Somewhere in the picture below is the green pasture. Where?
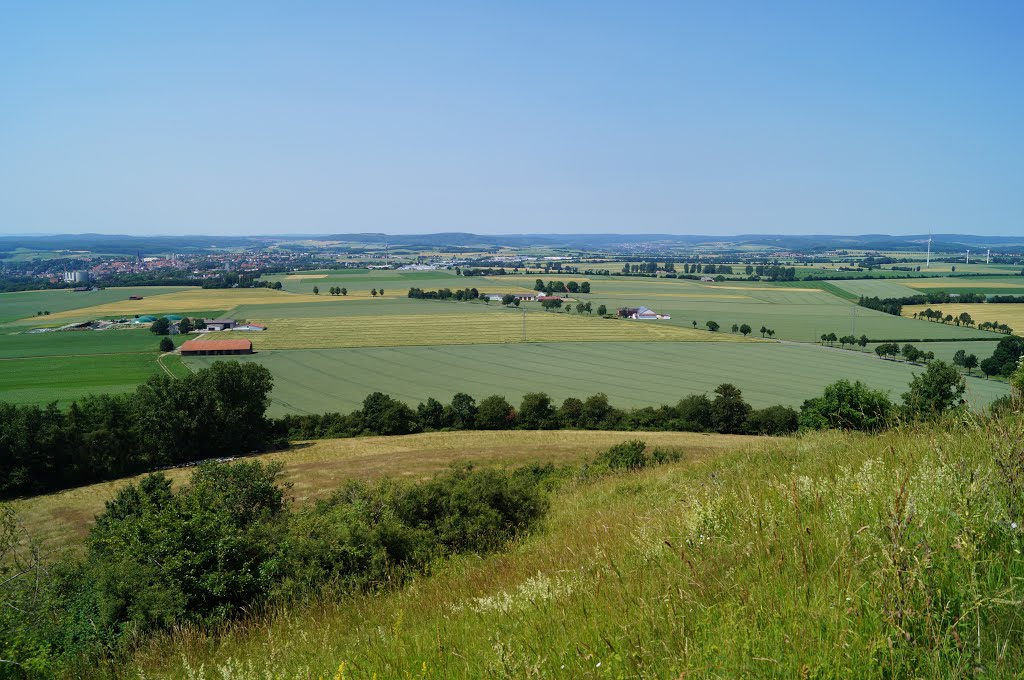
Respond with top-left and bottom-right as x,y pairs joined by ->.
830,279 -> 924,298
0,353 -> 161,406
0,328 -> 183,358
184,341 -> 1009,415
0,286 -> 192,324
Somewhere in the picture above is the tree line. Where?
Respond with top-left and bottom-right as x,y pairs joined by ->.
408,286 -> 479,300
278,385 -> 800,441
0,362 -> 279,500
532,279 -> 591,294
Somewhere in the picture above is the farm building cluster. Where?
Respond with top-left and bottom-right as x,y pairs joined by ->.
617,306 -> 671,320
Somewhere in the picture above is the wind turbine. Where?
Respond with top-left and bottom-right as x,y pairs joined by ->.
966,249 -> 970,265
925,233 -> 932,268
987,249 -> 991,264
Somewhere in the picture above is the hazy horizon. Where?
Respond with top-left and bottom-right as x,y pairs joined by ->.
2,2 -> 1022,236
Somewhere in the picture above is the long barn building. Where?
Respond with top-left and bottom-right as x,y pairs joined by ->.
179,338 -> 253,356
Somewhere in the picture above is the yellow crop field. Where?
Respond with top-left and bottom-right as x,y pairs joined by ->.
902,303 -> 1024,335
34,289 -> 345,322
245,312 -> 756,349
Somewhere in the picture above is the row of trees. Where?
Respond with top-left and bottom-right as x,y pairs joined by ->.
688,320 -> 776,338
318,286 -> 348,295
532,279 -> 591,294
0,362 -> 278,499
407,287 -> 477,300
873,342 -> 936,365
277,385 -> 800,440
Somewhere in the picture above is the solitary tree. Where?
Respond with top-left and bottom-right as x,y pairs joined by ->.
159,337 -> 174,352
902,360 -> 967,419
340,287 -> 347,296
731,323 -> 739,333
313,286 -> 319,295
705,320 -> 720,332
597,304 -> 607,316
760,325 -> 768,337
858,334 -> 869,350
692,320 -> 698,328
739,323 -> 752,337
379,289 -> 384,296
178,317 -> 194,334
963,353 -> 978,375
371,288 -> 378,297
150,318 -> 171,335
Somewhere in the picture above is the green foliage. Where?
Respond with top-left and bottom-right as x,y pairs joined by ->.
476,395 -> 516,430
596,440 -> 648,470
518,392 -> 557,429
902,360 -> 967,419
81,463 -> 288,638
149,317 -> 170,335
158,337 -> 174,352
711,383 -> 751,434
746,404 -> 799,435
799,379 -> 896,431
0,362 -> 277,499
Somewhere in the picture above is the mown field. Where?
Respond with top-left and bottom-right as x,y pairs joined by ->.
185,341 -> 1010,415
903,303 -> 1024,335
10,429 -> 759,550
244,310 -> 741,350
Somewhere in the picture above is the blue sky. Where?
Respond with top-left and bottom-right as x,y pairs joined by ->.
1,1 -> 1021,236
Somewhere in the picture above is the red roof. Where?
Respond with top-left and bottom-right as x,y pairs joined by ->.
180,338 -> 252,352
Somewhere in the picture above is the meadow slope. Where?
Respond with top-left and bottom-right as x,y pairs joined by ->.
130,417 -> 1024,678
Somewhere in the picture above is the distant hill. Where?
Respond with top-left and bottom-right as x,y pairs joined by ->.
1,231 -> 1022,254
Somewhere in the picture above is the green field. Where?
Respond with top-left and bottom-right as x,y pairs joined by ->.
185,341 -> 1010,414
0,353 -> 162,405
0,327 -> 179,358
0,286 -> 192,323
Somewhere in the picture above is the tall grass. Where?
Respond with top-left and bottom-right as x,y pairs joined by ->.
128,416 -> 1024,678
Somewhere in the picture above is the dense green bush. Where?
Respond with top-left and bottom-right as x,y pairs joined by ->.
597,440 -> 649,470
799,379 -> 896,431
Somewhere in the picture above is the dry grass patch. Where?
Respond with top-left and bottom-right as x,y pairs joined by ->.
244,313 -> 757,349
10,430 -> 765,551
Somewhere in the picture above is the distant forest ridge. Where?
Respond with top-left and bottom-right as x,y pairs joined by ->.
1,231 -> 1023,255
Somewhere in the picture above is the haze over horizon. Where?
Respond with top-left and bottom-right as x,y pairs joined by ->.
1,1 -> 1022,237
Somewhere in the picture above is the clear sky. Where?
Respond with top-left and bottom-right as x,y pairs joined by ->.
1,1 -> 1022,236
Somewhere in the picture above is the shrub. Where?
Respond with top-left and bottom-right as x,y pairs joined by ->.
597,440 -> 648,471
799,379 -> 896,431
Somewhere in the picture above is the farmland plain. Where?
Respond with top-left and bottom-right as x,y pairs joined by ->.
1,268 -> 1016,410
185,341 -> 1010,415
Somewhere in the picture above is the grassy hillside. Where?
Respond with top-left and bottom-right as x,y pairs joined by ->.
11,430 -> 758,551
129,416 -> 1024,678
